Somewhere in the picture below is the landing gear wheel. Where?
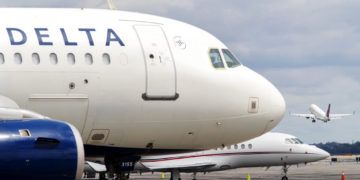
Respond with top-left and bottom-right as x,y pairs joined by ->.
281,176 -> 288,180
170,170 -> 181,180
115,172 -> 130,180
192,172 -> 197,180
99,172 -> 106,180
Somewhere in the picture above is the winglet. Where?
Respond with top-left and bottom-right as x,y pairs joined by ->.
326,104 -> 331,118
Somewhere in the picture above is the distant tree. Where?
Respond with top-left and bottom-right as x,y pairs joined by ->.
313,141 -> 360,155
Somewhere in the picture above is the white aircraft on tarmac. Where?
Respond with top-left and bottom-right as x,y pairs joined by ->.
291,104 -> 354,123
0,7 -> 285,179
135,132 -> 330,180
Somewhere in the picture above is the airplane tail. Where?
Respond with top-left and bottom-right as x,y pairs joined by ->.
326,104 -> 331,118
107,0 -> 117,10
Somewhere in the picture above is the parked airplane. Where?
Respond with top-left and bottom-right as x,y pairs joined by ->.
135,132 -> 330,180
0,8 -> 286,179
291,104 -> 354,123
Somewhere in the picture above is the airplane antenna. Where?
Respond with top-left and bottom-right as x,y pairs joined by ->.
107,0 -> 117,10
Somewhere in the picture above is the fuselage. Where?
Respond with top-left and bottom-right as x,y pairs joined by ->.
0,8 -> 285,150
137,132 -> 330,172
309,104 -> 327,120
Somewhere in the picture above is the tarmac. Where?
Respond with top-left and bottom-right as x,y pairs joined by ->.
129,159 -> 360,180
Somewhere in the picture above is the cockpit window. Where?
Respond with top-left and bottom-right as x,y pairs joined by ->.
293,138 -> 304,144
222,49 -> 241,68
209,49 -> 225,68
285,138 -> 304,144
293,138 -> 300,144
285,138 -> 293,144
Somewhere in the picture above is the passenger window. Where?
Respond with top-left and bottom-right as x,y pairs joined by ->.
103,53 -> 111,65
32,53 -> 40,65
85,53 -> 93,65
234,144 -> 238,149
248,144 -> 253,149
67,53 -> 76,65
209,49 -> 224,68
0,53 -> 4,64
14,53 -> 22,64
50,53 -> 58,65
241,144 -> 245,149
222,49 -> 241,68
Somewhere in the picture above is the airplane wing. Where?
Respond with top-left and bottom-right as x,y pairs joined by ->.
325,104 -> 355,120
290,113 -> 315,119
143,162 -> 216,171
329,113 -> 354,119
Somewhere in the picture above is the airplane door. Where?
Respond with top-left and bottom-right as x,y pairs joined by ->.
134,25 -> 178,100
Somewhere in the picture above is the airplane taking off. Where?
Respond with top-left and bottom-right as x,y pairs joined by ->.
291,104 -> 354,123
0,8 -> 285,179
134,132 -> 330,180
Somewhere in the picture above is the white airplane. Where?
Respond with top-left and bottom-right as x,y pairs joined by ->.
135,132 -> 330,180
0,8 -> 286,179
291,104 -> 354,123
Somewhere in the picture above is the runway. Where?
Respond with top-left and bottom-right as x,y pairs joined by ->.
129,160 -> 360,180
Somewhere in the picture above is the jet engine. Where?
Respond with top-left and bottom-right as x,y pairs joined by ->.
0,119 -> 84,180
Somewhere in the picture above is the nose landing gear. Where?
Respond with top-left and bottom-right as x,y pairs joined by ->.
281,163 -> 289,180
170,170 -> 181,180
191,172 -> 197,180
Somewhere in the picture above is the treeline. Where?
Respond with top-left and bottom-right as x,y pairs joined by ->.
314,142 -> 360,155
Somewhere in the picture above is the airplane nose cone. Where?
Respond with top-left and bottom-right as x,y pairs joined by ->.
219,66 -> 286,145
310,145 -> 330,161
238,66 -> 286,133
249,67 -> 286,131
267,83 -> 286,122
263,84 -> 286,132
318,148 -> 331,159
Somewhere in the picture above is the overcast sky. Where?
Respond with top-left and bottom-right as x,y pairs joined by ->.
2,0 -> 359,143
